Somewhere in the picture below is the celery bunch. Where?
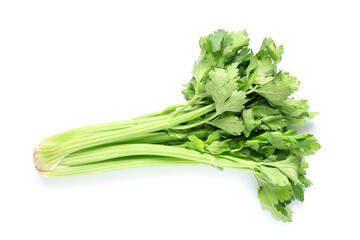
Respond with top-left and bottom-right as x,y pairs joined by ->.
34,29 -> 320,222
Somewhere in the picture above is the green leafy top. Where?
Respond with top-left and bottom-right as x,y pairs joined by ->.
179,29 -> 320,222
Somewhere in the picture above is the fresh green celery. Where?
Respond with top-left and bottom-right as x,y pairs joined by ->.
34,29 -> 320,222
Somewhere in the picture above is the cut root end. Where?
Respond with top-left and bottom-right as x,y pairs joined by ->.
33,148 -> 51,177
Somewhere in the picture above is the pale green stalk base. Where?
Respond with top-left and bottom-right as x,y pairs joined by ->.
35,143 -> 259,178
35,104 -> 215,172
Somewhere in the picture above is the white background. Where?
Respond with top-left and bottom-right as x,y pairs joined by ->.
1,0 -> 359,239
